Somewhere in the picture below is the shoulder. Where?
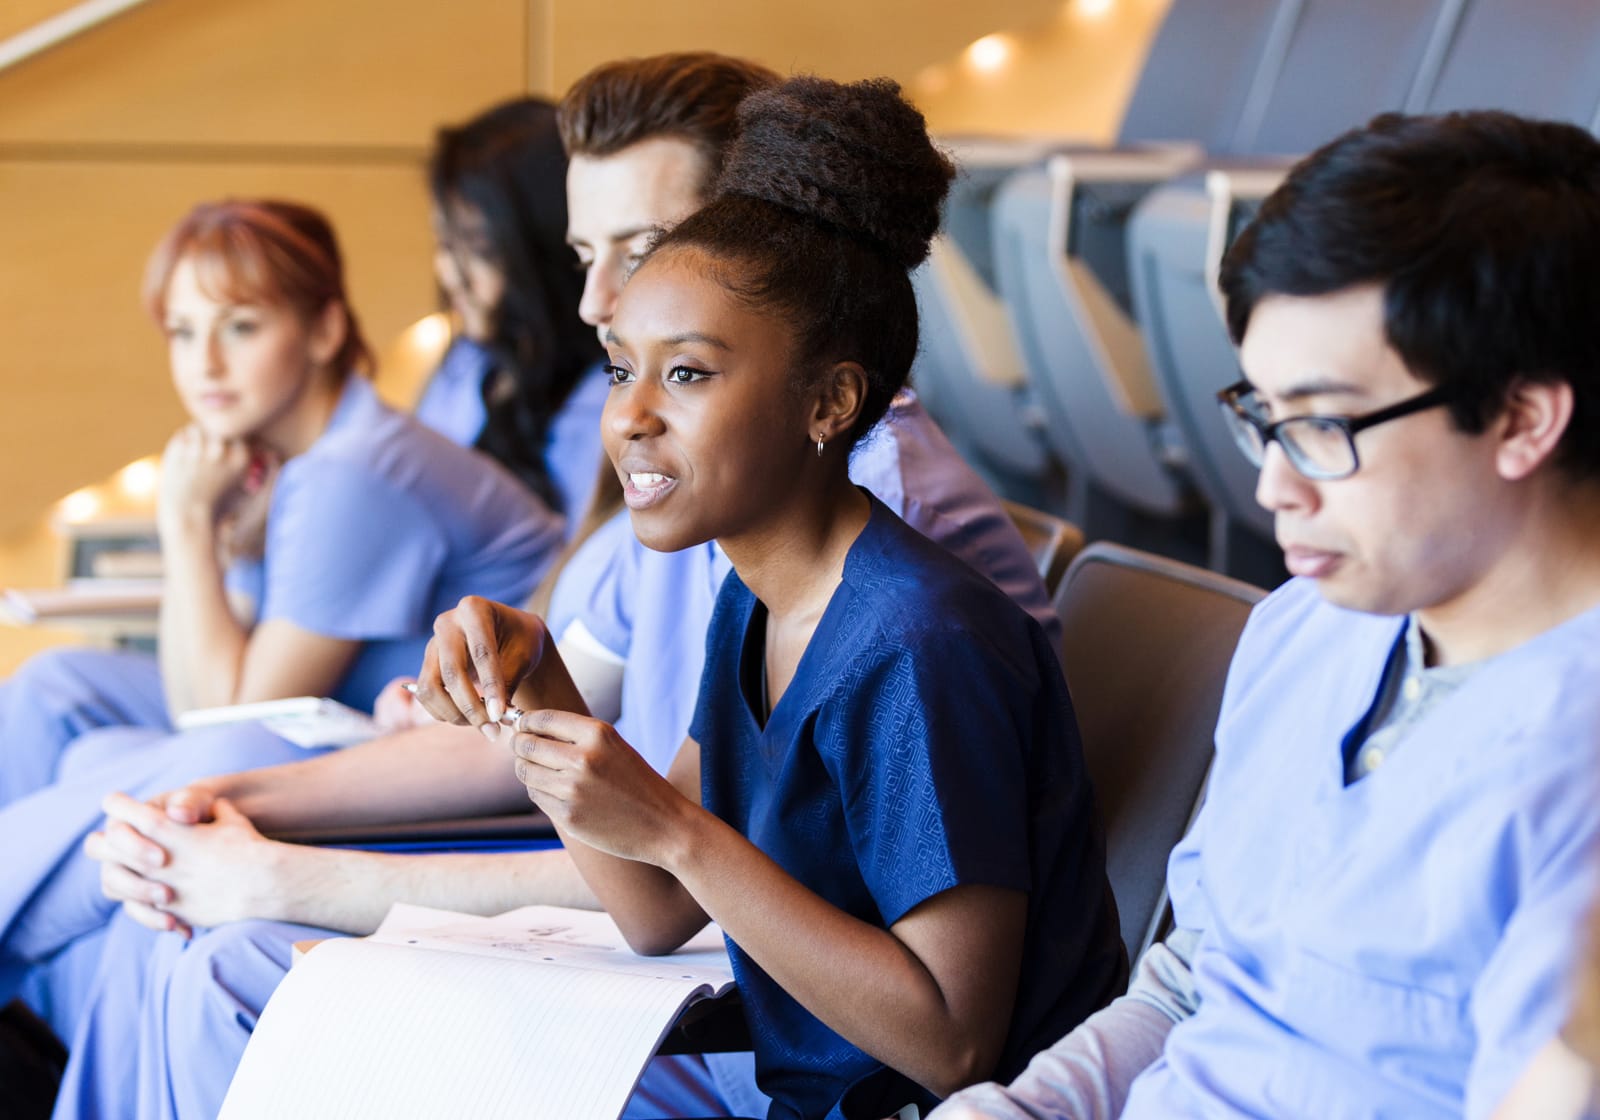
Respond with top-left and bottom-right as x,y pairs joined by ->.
834,500 -> 1047,682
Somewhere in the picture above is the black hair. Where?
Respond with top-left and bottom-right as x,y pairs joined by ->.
647,76 -> 956,447
1221,109 -> 1600,480
430,97 -> 602,510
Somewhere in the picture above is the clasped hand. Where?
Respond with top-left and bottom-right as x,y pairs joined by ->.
414,596 -> 689,866
82,787 -> 274,937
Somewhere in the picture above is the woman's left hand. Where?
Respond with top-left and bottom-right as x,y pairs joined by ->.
498,710 -> 691,865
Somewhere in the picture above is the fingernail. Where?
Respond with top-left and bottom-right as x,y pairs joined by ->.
143,850 -> 162,869
479,723 -> 501,743
485,698 -> 505,724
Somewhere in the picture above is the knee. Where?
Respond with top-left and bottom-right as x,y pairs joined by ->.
165,921 -> 301,1034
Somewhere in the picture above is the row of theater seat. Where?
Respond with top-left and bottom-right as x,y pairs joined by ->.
912,0 -> 1600,586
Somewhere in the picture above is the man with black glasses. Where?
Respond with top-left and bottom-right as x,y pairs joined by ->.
937,110 -> 1600,1120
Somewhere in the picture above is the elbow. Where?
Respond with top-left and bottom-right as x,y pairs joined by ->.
617,923 -> 686,958
922,1038 -> 1001,1101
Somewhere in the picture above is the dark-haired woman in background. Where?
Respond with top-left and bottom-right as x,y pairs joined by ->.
420,76 -> 1125,1119
416,95 -> 607,522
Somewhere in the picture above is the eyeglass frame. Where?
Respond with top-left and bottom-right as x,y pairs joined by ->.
1215,378 -> 1458,481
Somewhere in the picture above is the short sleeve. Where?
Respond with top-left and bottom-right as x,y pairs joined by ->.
545,509 -> 639,656
1463,754 -> 1600,1119
818,631 -> 1038,925
259,459 -> 447,639
225,557 -> 264,611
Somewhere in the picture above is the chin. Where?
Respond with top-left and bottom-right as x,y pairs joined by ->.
625,510 -> 707,555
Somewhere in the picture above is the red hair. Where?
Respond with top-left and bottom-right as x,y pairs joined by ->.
143,199 -> 374,379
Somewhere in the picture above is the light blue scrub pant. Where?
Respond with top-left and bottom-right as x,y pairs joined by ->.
0,721 -> 323,1054
0,648 -> 169,807
53,912 -> 771,1120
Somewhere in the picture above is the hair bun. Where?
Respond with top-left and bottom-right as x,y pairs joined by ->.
716,76 -> 954,271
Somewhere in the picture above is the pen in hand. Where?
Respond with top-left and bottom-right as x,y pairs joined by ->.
401,681 -> 525,727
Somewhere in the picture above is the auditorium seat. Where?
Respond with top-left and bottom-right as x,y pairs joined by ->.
911,140 -> 1061,504
982,0 -> 1288,544
1055,542 -> 1263,964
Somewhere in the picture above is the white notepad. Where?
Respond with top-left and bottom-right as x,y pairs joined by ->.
220,904 -> 737,1120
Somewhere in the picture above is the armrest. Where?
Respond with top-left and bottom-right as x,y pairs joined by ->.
269,810 -> 557,851
1202,164 -> 1294,323
1046,144 -> 1204,419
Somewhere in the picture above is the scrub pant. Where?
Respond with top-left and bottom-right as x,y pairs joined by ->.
54,915 -> 771,1120
0,648 -> 169,806
0,722 -> 323,1064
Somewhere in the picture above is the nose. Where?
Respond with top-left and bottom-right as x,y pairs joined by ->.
603,373 -> 667,446
1254,440 -> 1316,515
203,327 -> 226,379
579,252 -> 622,335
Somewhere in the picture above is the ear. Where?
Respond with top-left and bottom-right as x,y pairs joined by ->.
308,299 -> 349,371
807,361 -> 869,452
1493,378 -> 1574,482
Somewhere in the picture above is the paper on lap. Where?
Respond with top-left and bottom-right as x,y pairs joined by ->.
219,904 -> 735,1120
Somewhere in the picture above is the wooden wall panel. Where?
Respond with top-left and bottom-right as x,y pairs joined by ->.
0,158 -> 436,536
0,0 -> 529,147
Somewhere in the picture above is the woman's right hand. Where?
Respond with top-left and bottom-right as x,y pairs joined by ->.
414,596 -> 548,728
158,423 -> 254,537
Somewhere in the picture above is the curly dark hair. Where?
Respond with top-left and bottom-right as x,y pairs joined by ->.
1221,109 -> 1600,481
648,76 -> 955,447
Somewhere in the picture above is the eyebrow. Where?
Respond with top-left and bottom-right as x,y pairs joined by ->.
1270,376 -> 1372,404
603,328 -> 732,352
568,224 -> 658,250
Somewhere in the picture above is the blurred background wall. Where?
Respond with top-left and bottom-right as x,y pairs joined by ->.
0,0 -> 1168,668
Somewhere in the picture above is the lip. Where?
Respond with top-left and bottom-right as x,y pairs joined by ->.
196,392 -> 239,410
1281,544 -> 1343,579
618,463 -> 679,511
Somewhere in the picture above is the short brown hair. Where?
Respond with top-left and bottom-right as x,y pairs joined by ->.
557,52 -> 780,196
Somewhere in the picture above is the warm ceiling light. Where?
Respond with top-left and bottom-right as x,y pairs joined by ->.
966,33 -> 1013,73
406,311 -> 452,353
117,457 -> 159,500
58,487 -> 103,524
1075,0 -> 1115,17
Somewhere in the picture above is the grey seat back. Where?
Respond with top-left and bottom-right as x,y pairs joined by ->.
1118,0 -> 1288,149
1056,543 -> 1264,962
1420,0 -> 1600,125
993,166 -> 1190,520
1234,0 -> 1465,155
912,149 -> 1057,491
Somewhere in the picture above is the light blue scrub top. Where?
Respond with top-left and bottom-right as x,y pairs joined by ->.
1123,578 -> 1600,1120
546,389 -> 1057,774
412,336 -> 495,447
414,342 -> 610,530
227,377 -> 560,710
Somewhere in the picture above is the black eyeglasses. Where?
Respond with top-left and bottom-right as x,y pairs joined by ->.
1216,379 -> 1455,480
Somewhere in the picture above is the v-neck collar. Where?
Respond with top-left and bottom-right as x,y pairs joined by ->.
730,496 -> 886,742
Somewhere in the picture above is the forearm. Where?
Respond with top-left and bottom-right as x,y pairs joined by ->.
659,811 -> 1009,1098
159,522 -> 249,713
203,723 -> 530,833
258,843 -> 600,935
935,930 -> 1202,1118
